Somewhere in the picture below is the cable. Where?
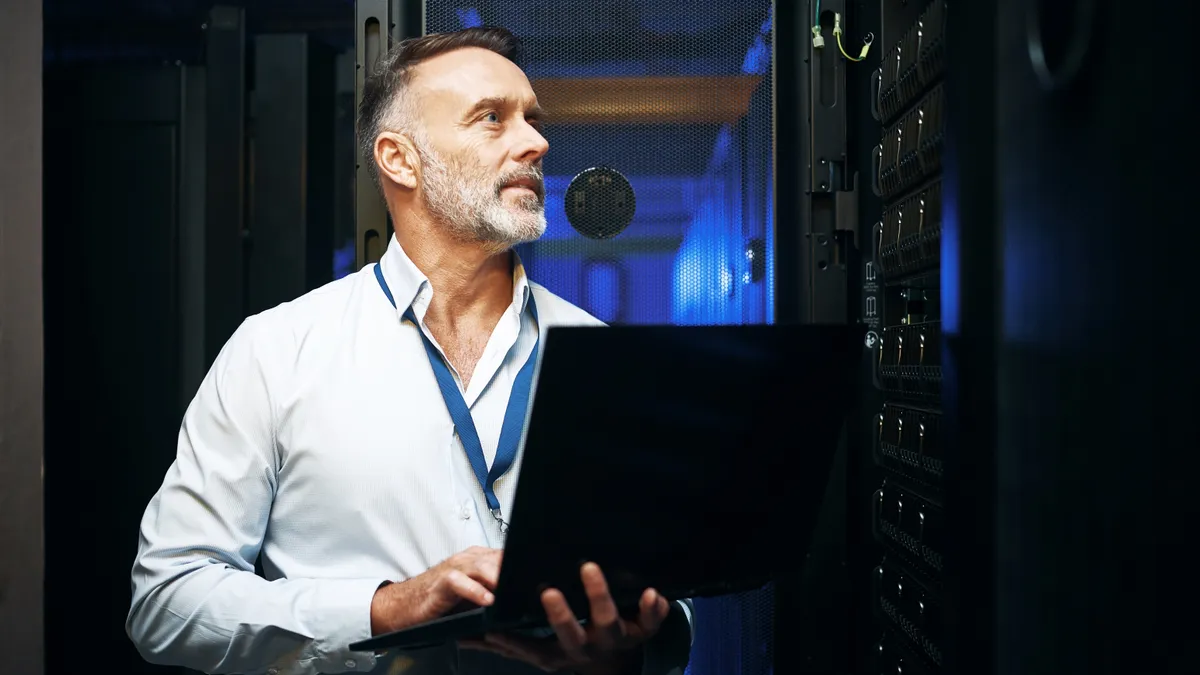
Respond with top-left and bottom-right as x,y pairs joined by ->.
812,0 -> 825,49
837,31 -> 871,61
833,12 -> 873,62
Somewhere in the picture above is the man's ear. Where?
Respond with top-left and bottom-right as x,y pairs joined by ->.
374,132 -> 420,189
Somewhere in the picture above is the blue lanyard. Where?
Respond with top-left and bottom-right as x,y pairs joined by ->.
373,263 -> 538,529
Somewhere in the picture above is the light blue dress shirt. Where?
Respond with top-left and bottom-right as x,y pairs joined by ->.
127,237 -> 693,675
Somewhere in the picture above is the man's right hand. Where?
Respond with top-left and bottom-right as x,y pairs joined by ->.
370,546 -> 503,636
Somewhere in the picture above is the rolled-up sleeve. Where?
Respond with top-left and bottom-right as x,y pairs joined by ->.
126,317 -> 389,675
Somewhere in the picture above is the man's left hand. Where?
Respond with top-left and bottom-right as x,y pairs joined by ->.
461,561 -> 671,674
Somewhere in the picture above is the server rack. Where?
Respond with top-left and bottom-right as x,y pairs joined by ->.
864,1 -> 947,673
353,0 -> 423,271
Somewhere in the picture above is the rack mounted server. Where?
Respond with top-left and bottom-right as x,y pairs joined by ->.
868,1 -> 947,673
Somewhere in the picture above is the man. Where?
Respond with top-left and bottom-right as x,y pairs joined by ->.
126,27 -> 693,675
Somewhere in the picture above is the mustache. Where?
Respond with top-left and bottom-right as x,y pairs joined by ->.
495,165 -> 545,200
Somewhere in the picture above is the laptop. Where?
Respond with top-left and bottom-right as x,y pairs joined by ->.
350,323 -> 865,653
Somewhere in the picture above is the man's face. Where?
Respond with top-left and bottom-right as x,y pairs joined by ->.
407,47 -> 549,248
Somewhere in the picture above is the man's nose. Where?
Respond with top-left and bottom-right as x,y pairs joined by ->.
514,125 -> 549,165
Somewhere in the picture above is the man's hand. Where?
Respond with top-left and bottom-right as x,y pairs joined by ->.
462,561 -> 672,675
370,546 -> 503,636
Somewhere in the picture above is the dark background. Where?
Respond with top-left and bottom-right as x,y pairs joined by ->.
2,0 -> 1191,673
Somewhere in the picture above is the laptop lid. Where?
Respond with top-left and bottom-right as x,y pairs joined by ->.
488,323 -> 864,625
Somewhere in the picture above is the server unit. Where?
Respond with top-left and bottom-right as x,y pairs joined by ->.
865,1 -> 946,673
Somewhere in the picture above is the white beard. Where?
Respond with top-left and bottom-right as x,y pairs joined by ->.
416,139 -> 547,250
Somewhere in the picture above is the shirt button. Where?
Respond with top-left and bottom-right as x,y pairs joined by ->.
459,506 -> 472,520
345,659 -> 357,668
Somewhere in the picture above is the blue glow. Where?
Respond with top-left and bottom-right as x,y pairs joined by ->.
671,178 -> 755,325
333,241 -> 356,280
765,155 -> 775,324
583,261 -> 622,323
1001,187 -> 1089,346
741,34 -> 769,75
455,7 -> 482,28
741,7 -> 772,77
941,166 -> 960,334
708,127 -> 734,172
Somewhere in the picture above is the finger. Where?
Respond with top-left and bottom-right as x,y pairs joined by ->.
636,588 -> 669,635
651,589 -> 670,621
472,557 -> 503,590
452,556 -> 502,591
444,569 -> 495,606
541,588 -> 588,662
463,545 -> 502,558
482,547 -> 504,566
580,562 -> 623,650
455,548 -> 503,584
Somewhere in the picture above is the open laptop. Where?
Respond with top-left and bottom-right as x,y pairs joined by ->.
350,323 -> 865,653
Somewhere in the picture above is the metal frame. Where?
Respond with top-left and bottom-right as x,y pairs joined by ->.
249,33 -> 338,314
802,0 -> 858,326
941,2 -> 998,674
771,2 -> 855,672
0,0 -> 44,671
775,0 -> 858,326
354,0 -> 425,271
843,2 -> 885,671
772,0 -> 802,324
42,58 -> 202,672
179,65 -> 209,409
250,33 -> 308,313
204,5 -> 247,365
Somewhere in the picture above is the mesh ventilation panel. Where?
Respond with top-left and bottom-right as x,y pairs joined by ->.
425,2 -> 777,672
426,0 -> 775,328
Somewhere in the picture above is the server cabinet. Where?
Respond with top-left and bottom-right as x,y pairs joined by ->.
248,33 -> 339,314
863,1 -> 947,673
854,1 -> 1189,672
204,6 -> 248,366
354,0 -> 424,271
43,62 -> 208,675
979,0 -> 1184,672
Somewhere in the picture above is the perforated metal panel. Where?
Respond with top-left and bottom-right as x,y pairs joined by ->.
425,0 -> 775,328
423,2 -> 776,672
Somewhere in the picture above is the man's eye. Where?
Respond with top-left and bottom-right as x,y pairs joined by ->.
484,112 -> 500,123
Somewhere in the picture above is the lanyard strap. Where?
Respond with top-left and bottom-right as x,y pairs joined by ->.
374,263 -> 538,521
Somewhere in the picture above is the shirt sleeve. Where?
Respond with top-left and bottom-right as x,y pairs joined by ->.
640,599 -> 695,675
125,317 -> 390,675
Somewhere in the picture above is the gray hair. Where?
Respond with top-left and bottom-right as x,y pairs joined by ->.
356,27 -> 521,194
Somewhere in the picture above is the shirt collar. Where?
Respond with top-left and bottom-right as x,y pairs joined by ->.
379,235 -> 532,318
